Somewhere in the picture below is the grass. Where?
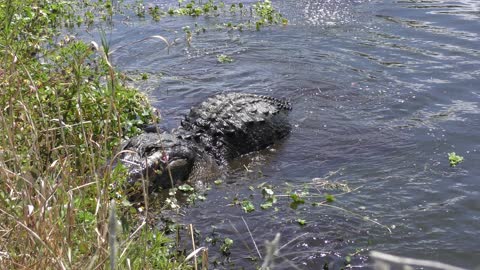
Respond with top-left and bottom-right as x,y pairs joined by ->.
0,0 -> 295,268
0,0 -> 194,269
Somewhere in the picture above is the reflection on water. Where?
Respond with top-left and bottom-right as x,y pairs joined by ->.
294,0 -> 368,26
75,0 -> 480,268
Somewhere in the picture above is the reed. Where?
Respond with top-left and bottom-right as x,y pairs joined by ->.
0,1 -> 189,269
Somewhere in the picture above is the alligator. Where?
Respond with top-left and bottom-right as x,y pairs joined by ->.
119,93 -> 292,192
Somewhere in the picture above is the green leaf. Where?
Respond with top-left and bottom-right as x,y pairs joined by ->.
345,255 -> 352,264
262,187 -> 274,197
260,201 -> 273,210
325,194 -> 335,203
214,179 -> 223,185
121,199 -> 132,207
261,190 -> 277,210
257,182 -> 267,188
297,219 -> 306,226
241,200 -> 255,213
290,193 -> 305,204
290,193 -> 305,210
178,184 -> 194,192
448,152 -> 464,167
217,54 -> 233,63
220,238 -> 234,255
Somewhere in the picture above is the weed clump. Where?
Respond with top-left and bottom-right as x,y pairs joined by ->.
448,152 -> 464,167
0,0 -> 292,268
0,1 -> 192,269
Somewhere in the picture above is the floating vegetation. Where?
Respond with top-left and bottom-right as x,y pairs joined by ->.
253,0 -> 289,30
296,218 -> 307,226
289,192 -> 306,209
222,170 -> 392,234
217,54 -> 234,63
220,237 -> 234,255
260,186 -> 277,209
164,0 -> 288,31
241,200 -> 256,213
448,152 -> 464,167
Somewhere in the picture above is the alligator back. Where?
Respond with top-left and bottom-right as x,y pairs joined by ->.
180,93 -> 292,162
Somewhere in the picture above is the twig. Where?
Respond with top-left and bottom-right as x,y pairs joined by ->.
260,233 -> 280,270
119,220 -> 147,259
201,248 -> 208,270
190,224 -> 198,270
108,200 -> 117,270
241,216 -> 262,259
228,219 -> 253,255
320,204 -> 392,233
109,35 -> 170,55
278,233 -> 309,252
67,181 -> 97,192
185,247 -> 206,262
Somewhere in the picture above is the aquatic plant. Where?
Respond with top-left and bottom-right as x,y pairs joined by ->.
224,172 -> 391,234
253,0 -> 288,30
164,0 -> 287,32
0,1 -> 199,269
0,0 -> 293,268
448,152 -> 464,167
220,238 -> 234,255
296,218 -> 307,226
241,200 -> 256,213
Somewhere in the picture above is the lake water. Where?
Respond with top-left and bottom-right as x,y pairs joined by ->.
76,0 -> 480,268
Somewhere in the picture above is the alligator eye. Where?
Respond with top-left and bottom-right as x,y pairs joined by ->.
213,130 -> 223,137
194,133 -> 202,142
144,146 -> 159,155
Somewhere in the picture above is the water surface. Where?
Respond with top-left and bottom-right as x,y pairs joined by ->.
77,0 -> 480,268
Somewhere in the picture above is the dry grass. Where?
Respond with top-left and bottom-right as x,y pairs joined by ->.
0,1 -> 190,269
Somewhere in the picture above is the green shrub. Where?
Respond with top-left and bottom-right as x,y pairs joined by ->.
0,1 -> 172,268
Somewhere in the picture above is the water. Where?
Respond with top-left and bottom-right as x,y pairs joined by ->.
76,0 -> 480,268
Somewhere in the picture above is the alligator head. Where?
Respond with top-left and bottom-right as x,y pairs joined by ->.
120,132 -> 197,190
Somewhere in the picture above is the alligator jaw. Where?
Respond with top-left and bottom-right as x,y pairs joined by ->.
120,133 -> 197,191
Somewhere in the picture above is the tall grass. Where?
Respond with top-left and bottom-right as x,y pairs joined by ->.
0,0 -> 192,269
0,0 -> 292,268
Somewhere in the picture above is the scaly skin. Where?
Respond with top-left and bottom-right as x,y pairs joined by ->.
120,93 -> 291,191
